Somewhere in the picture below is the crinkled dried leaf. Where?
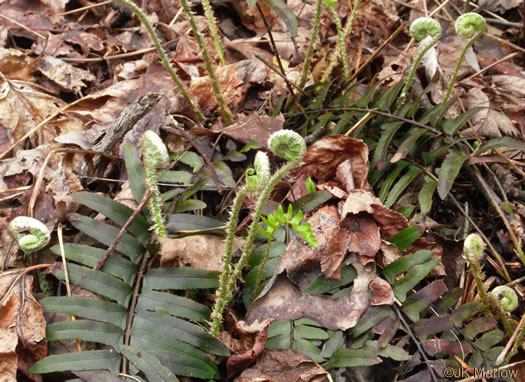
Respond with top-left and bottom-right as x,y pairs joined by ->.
0,271 -> 47,381
246,256 -> 376,331
369,277 -> 394,306
158,235 -> 244,271
234,349 -> 328,382
226,319 -> 271,378
299,135 -> 369,186
466,88 -> 518,137
219,113 -> 283,148
38,56 -> 95,93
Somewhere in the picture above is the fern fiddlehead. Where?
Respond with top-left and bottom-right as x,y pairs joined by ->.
443,13 -> 486,103
210,130 -> 307,336
463,233 -> 492,317
489,285 -> 518,336
9,216 -> 51,254
142,130 -> 169,238
400,17 -> 442,99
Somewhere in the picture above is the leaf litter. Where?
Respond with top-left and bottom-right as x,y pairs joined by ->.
1,0 -> 525,380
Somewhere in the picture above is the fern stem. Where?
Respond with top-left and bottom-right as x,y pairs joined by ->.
321,0 -> 361,83
328,6 -> 349,80
179,0 -> 233,124
225,162 -> 297,303
201,0 -> 225,65
112,0 -> 204,121
211,186 -> 248,336
298,0 -> 323,89
400,35 -> 440,100
442,30 -> 483,103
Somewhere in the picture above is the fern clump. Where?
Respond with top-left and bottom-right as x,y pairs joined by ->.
210,130 -> 310,336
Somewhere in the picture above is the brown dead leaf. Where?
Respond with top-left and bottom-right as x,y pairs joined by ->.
346,213 -> 381,258
158,235 -> 244,271
0,80 -> 84,156
465,87 -> 519,137
45,165 -> 83,222
370,203 -> 409,238
38,56 -> 95,93
219,113 -> 284,148
246,254 -> 376,331
299,135 -> 369,186
234,348 -> 328,382
190,59 -> 267,114
422,339 -> 471,357
0,271 -> 47,381
369,277 -> 394,305
227,319 -> 271,378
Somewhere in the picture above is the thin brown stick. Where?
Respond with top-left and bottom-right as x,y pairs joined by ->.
347,22 -> 404,83
94,188 -> 152,270
255,3 -> 301,110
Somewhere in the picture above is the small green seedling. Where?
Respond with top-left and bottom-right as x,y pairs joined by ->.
252,204 -> 318,302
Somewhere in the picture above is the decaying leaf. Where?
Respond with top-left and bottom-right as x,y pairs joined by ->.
234,348 -> 328,382
465,88 -> 519,137
0,270 -> 47,381
158,235 -> 245,271
38,56 -> 96,93
226,319 -> 272,378
246,254 -> 377,331
299,135 -> 369,187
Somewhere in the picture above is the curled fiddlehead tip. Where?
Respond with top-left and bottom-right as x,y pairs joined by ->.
142,130 -> 169,169
490,286 -> 518,312
9,216 -> 51,254
455,12 -> 486,38
246,151 -> 270,192
463,233 -> 485,264
267,130 -> 307,162
409,17 -> 442,41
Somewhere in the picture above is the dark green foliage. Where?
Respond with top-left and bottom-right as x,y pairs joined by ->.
30,154 -> 229,380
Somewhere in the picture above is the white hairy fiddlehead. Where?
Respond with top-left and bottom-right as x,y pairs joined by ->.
267,130 -> 307,163
142,130 -> 169,237
463,233 -> 492,317
490,286 -> 518,313
443,13 -> 486,103
400,17 -> 442,99
9,216 -> 51,254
